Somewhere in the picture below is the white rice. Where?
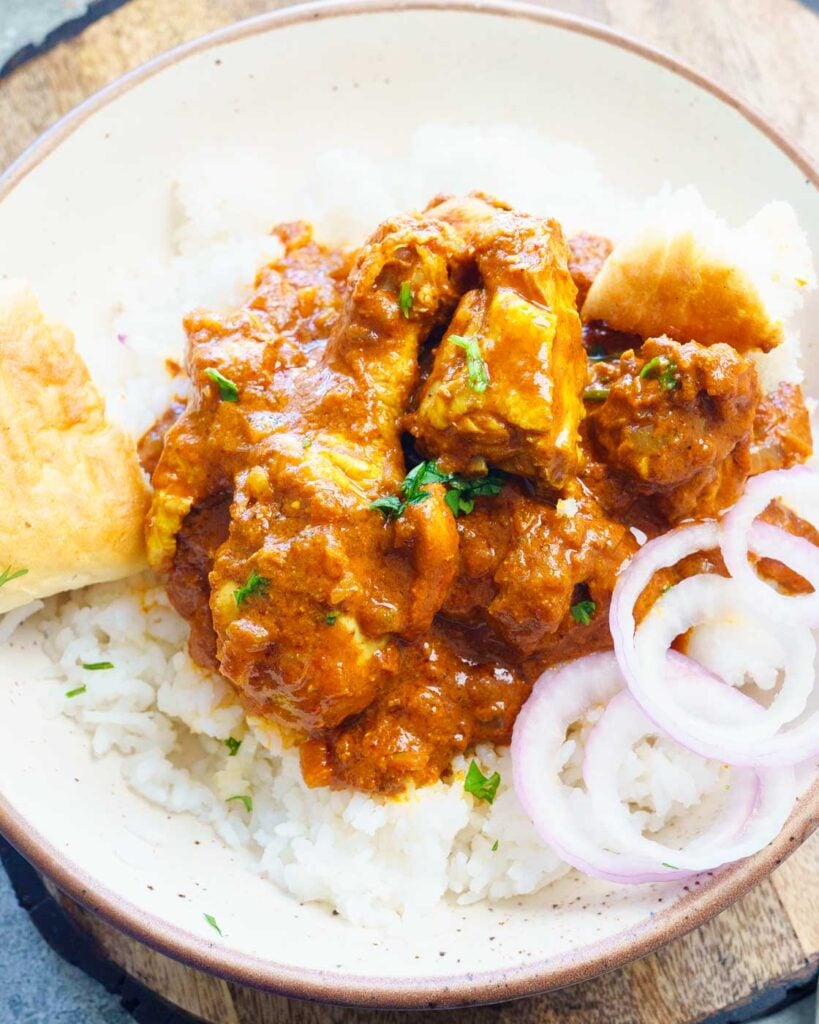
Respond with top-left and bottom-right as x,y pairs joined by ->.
7,125 -> 807,926
12,578 -> 722,928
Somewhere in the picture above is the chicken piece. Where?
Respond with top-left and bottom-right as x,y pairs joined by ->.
154,212 -> 470,734
584,337 -> 760,522
410,197 -> 586,488
146,222 -> 353,572
749,382 -> 813,475
442,483 -> 636,658
568,232 -> 613,307
300,625 -> 531,794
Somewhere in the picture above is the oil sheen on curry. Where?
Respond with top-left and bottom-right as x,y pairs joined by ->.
141,193 -> 812,795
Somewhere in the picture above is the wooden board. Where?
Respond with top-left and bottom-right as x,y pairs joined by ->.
1,1 -> 818,1022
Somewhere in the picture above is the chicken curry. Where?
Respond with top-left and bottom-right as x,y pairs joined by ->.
142,193 -> 812,795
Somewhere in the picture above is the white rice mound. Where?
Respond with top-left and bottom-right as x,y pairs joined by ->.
16,578 -> 723,928
11,125 -> 808,926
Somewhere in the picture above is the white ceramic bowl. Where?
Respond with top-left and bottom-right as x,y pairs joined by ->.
0,1 -> 817,1007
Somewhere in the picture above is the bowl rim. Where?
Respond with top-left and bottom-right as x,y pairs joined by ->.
1,0 -> 818,1009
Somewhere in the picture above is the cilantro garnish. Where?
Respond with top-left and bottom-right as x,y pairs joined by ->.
0,566 -> 28,588
83,661 -> 114,671
325,610 -> 339,625
639,355 -> 680,391
398,282 -> 413,318
491,840 -> 499,852
226,794 -> 253,813
582,385 -> 610,403
443,470 -> 504,517
370,461 -> 504,521
234,569 -> 270,607
224,737 -> 241,757
369,460 -> 450,520
662,862 -> 679,870
570,600 -> 597,625
450,335 -> 489,393
204,367 -> 239,402
204,913 -> 223,936
587,347 -> 623,362
464,760 -> 501,804
65,686 -> 87,699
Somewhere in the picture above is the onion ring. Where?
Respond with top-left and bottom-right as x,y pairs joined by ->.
611,518 -> 819,766
510,652 -> 791,883
583,688 -> 796,870
721,466 -> 819,626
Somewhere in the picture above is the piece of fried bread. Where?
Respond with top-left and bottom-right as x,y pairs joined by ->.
0,281 -> 149,613
582,188 -> 816,354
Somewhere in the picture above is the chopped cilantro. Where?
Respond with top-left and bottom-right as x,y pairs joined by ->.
398,282 -> 413,318
443,469 -> 505,517
662,862 -> 679,870
450,335 -> 489,393
587,347 -> 623,362
570,599 -> 597,625
370,461 -> 504,521
639,355 -> 680,391
491,839 -> 499,852
0,566 -> 28,588
204,367 -> 239,402
234,569 -> 270,607
582,385 -> 610,403
464,760 -> 501,804
369,460 -> 449,520
65,685 -> 87,698
224,737 -> 241,756
325,610 -> 339,625
82,661 -> 114,671
204,913 -> 222,936
226,794 -> 253,813
302,435 -> 313,449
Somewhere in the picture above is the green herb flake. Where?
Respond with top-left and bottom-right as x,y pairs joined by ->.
204,913 -> 223,936
224,737 -> 242,756
369,460 -> 448,520
371,461 -> 504,522
582,385 -> 610,403
491,839 -> 499,852
226,794 -> 253,813
570,599 -> 597,626
464,760 -> 501,804
82,661 -> 114,671
398,282 -> 413,318
443,469 -> 505,518
639,355 -> 680,392
662,862 -> 679,870
0,566 -> 28,588
587,347 -> 623,363
65,685 -> 87,699
302,435 -> 313,449
450,335 -> 490,393
234,569 -> 270,607
204,367 -> 240,402
325,610 -> 340,625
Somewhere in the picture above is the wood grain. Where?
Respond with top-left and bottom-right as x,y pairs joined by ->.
52,836 -> 819,1024
5,1 -> 819,1021
1,0 -> 819,172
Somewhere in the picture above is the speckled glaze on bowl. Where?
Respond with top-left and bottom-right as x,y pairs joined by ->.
0,0 -> 817,1009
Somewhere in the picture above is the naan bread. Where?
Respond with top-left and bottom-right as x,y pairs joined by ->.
0,281 -> 149,613
582,189 -> 815,354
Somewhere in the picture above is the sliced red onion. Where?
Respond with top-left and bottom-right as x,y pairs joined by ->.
721,466 -> 819,626
611,518 -> 819,766
583,689 -> 796,871
510,652 -> 790,883
635,575 -> 815,740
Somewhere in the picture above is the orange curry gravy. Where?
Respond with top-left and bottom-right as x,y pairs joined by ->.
140,194 -> 812,796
